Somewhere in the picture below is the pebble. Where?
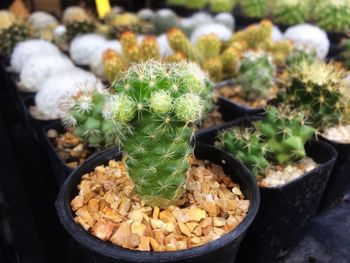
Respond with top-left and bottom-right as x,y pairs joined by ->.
323,125 -> 350,143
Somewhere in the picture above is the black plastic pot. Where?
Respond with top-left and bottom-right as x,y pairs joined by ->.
318,136 -> 350,211
233,9 -> 264,30
214,79 -> 265,120
56,143 -> 260,263
195,117 -> 338,262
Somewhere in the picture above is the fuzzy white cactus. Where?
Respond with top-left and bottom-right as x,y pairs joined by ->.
157,34 -> 174,56
28,11 -> 58,30
214,12 -> 235,31
191,12 -> 214,27
89,40 -> 122,77
35,68 -> 105,120
283,23 -> 330,59
10,39 -> 60,73
272,25 -> 283,41
191,23 -> 232,44
69,34 -> 106,65
19,53 -> 74,92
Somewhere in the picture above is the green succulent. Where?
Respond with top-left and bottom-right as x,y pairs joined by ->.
239,0 -> 269,18
272,0 -> 308,25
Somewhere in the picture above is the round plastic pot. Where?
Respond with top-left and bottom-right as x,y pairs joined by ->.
42,121 -> 75,187
56,142 -> 260,263
317,136 -> 350,211
214,79 -> 265,120
195,117 -> 338,262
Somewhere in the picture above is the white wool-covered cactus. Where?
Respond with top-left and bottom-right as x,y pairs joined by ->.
89,40 -> 122,77
28,11 -> 57,30
19,53 -> 74,92
10,39 -> 60,73
214,12 -> 235,31
69,34 -> 106,65
191,23 -> 232,44
35,68 -> 105,120
272,25 -> 283,41
283,23 -> 330,59
191,12 -> 214,27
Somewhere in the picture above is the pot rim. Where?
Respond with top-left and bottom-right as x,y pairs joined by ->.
56,142 -> 260,262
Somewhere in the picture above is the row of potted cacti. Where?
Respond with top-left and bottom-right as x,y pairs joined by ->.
166,0 -> 350,33
1,5 -> 350,263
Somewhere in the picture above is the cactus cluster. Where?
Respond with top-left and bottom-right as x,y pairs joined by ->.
167,0 -> 235,12
237,51 -> 276,101
65,61 -> 213,208
272,0 -> 308,25
0,11 -> 29,56
285,60 -> 350,128
238,0 -> 269,18
217,106 -> 315,176
315,0 -> 350,33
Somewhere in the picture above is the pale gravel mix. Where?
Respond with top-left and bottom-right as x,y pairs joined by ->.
323,125 -> 350,144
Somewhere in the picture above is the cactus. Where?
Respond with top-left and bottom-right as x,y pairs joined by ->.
272,0 -> 308,25
217,106 -> 315,175
217,127 -> 269,175
339,38 -> 350,68
285,60 -> 350,128
65,61 -> 213,208
186,0 -> 208,9
140,35 -> 161,60
154,9 -> 178,35
0,11 -> 29,56
120,31 -> 141,63
108,13 -> 153,38
102,49 -> 125,82
196,33 -> 222,60
167,28 -> 201,62
237,51 -> 276,101
316,0 -> 350,33
66,21 -> 96,41
264,39 -> 293,66
209,0 -> 235,13
220,46 -> 240,78
63,7 -> 95,40
239,0 -> 269,18
285,48 -> 317,68
203,57 -> 223,82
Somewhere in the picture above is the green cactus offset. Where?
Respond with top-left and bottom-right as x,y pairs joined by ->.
272,0 -> 308,25
65,60 -> 213,208
239,0 -> 269,18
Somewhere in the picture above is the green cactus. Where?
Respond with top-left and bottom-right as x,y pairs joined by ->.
316,0 -> 350,33
220,46 -> 240,79
102,49 -> 125,83
209,0 -> 235,12
285,48 -> 317,68
66,21 -> 96,40
186,0 -> 208,9
140,35 -> 161,60
237,51 -> 276,101
239,0 -> 269,18
112,61 -> 212,208
203,57 -> 223,82
63,90 -> 122,147
217,106 -> 315,175
272,0 -> 308,25
167,28 -> 201,63
285,60 -> 350,128
196,33 -> 222,61
154,9 -> 178,34
0,11 -> 29,56
217,127 -> 269,175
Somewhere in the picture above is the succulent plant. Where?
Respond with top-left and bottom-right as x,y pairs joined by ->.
10,39 -> 60,73
191,23 -> 232,43
196,33 -> 222,61
264,39 -> 293,66
167,28 -> 201,62
217,106 -> 315,175
62,6 -> 95,40
186,0 -> 208,9
65,61 -> 213,208
315,0 -> 350,33
239,0 -> 269,18
69,34 -> 106,65
0,11 -> 30,56
203,57 -> 223,82
220,46 -> 240,79
237,51 -> 276,101
285,60 -> 350,128
272,0 -> 308,25
339,38 -> 350,68
285,48 -> 317,68
283,24 -> 330,59
140,35 -> 161,60
154,9 -> 178,35
214,12 -> 235,31
209,0 -> 235,12
102,49 -> 125,82
28,11 -> 58,30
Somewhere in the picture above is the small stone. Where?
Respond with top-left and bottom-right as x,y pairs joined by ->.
152,207 -> 160,219
119,198 -> 131,215
131,222 -> 147,236
110,222 -> 131,246
172,208 -> 207,223
200,217 -> 212,228
176,240 -> 187,250
201,200 -> 218,217
192,225 -> 202,236
150,237 -> 164,252
91,219 -> 116,241
232,187 -> 242,196
128,210 -> 144,222
150,218 -> 164,229
213,217 -> 226,227
47,129 -> 58,138
164,223 -> 175,234
87,198 -> 99,215
166,243 -> 177,251
190,237 -> 201,244
186,222 -> 198,232
153,229 -> 165,244
138,236 -> 150,251
159,210 -> 176,223
124,233 -> 140,248
71,196 -> 84,211
178,222 -> 191,237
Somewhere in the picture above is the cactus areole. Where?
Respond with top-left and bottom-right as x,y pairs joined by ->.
65,61 -> 213,208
